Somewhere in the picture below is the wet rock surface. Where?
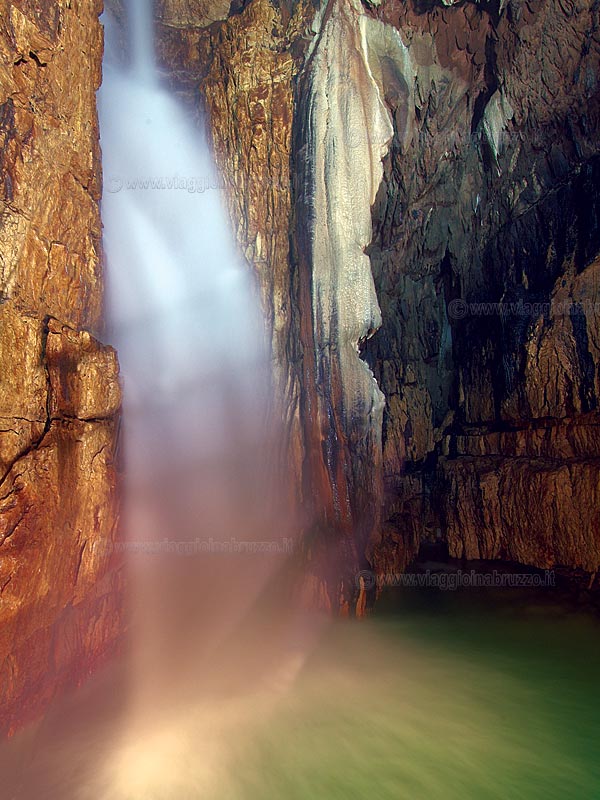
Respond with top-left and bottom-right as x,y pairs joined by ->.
0,0 -> 122,734
364,0 -> 600,587
155,0 -> 600,610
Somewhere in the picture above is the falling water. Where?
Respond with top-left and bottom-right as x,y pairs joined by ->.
97,0 -> 303,761
100,0 -> 268,495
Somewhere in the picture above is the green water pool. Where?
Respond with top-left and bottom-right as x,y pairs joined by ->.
3,586 -> 599,800
222,589 -> 600,800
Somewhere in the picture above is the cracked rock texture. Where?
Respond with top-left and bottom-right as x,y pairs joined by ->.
0,0 -> 122,734
364,0 -> 600,592
156,0 -> 600,609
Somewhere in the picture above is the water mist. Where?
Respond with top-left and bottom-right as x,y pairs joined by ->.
95,1 -> 308,792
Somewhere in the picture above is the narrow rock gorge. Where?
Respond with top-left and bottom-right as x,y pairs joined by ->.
1,0 -> 600,735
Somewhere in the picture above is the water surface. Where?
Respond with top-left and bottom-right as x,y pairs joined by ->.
2,587 -> 598,799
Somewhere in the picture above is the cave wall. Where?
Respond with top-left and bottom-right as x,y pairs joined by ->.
364,0 -> 600,586
0,0 -> 123,734
156,0 -> 600,609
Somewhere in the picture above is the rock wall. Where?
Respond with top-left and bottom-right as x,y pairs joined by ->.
111,0 -> 600,618
0,0 -> 122,734
364,0 -> 600,589
156,0 -> 600,610
292,0 -> 398,610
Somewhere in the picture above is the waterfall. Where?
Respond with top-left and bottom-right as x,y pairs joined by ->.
97,0 -> 295,731
128,0 -> 156,78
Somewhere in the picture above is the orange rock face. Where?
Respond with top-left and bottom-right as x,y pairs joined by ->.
0,1 -> 122,735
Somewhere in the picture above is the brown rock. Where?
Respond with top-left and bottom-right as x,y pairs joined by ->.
0,0 -> 122,735
443,456 -> 600,572
46,318 -> 120,421
156,0 -> 230,28
0,0 -> 104,331
155,0 -> 600,605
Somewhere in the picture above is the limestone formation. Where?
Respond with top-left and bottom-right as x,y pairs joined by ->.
0,0 -> 122,735
164,0 -> 600,607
